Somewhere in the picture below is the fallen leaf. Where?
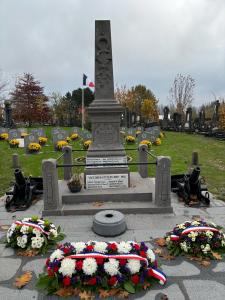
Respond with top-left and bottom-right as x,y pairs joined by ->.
14,271 -> 32,289
17,249 -> 39,257
79,290 -> 94,300
155,238 -> 166,247
212,252 -> 222,260
117,290 -> 130,298
98,289 -> 111,298
154,248 -> 163,255
200,260 -> 211,267
108,288 -> 121,296
55,287 -> 80,297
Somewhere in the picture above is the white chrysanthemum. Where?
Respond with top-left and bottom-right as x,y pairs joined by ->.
71,242 -> 86,253
221,239 -> 225,247
17,236 -> 26,248
147,249 -> 155,262
82,258 -> 97,275
104,259 -> 119,276
31,236 -> 44,249
33,228 -> 42,236
126,259 -> 141,274
50,249 -> 64,262
49,228 -> 58,238
202,244 -> 211,253
117,242 -> 132,254
180,242 -> 188,252
177,223 -> 186,229
191,221 -> 200,226
59,258 -> 76,277
94,242 -> 107,253
188,231 -> 198,242
205,231 -> 213,238
20,225 -> 30,234
166,236 -> 171,243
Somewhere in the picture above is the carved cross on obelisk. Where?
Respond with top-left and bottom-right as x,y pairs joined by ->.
84,20 -> 130,189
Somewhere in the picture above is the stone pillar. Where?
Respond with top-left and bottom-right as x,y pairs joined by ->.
138,144 -> 148,178
155,156 -> 171,207
12,153 -> 19,169
192,151 -> 199,166
42,159 -> 61,214
63,146 -> 73,180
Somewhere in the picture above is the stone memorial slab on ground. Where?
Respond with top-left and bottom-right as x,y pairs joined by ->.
17,128 -> 28,136
0,127 -> 8,134
70,127 -> 81,135
84,20 -> 129,189
145,126 -> 160,142
127,127 -> 136,136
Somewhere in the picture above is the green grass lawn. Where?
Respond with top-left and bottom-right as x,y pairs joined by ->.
0,127 -> 225,200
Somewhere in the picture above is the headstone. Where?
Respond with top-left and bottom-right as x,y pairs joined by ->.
137,132 -> 152,143
136,126 -> 144,132
162,106 -> 169,129
127,127 -> 136,136
52,127 -> 63,136
31,128 -> 45,137
185,107 -> 192,129
0,127 -> 8,134
52,131 -> 67,150
8,129 -> 20,140
24,133 -> 39,154
212,100 -> 220,127
85,20 -> 129,189
145,126 -> 160,142
71,127 -> 81,134
173,112 -> 182,130
18,128 -> 28,136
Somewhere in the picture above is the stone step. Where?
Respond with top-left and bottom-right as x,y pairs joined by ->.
42,201 -> 173,216
59,173 -> 155,204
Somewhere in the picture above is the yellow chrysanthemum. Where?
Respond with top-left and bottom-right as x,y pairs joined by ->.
57,140 -> 68,150
0,133 -> 9,140
140,139 -> 152,148
28,143 -> 41,152
39,136 -> 48,144
159,132 -> 164,138
136,130 -> 141,135
21,133 -> 28,137
83,140 -> 92,149
9,139 -> 19,146
70,133 -> 79,140
154,138 -> 161,146
125,135 -> 135,143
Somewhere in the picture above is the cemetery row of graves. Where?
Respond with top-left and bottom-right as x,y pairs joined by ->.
0,125 -> 225,200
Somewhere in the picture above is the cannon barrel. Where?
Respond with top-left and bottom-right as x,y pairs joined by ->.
14,168 -> 26,186
189,167 -> 200,184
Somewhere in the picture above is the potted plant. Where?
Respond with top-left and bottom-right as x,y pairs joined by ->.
67,173 -> 82,193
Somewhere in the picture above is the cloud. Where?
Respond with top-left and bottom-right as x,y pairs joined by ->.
0,0 -> 224,106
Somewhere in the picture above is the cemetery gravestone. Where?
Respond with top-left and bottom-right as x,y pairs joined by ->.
24,133 -> 39,154
71,127 -> 81,135
31,128 -> 45,137
8,130 -> 20,140
52,131 -> 68,150
0,127 -> 8,134
4,101 -> 14,128
85,20 -> 129,189
145,126 -> 160,142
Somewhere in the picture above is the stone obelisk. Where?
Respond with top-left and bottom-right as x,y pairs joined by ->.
84,20 -> 129,190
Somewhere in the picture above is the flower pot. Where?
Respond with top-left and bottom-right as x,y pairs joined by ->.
68,185 -> 82,193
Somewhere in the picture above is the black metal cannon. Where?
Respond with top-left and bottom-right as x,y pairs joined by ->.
5,169 -> 43,212
171,167 -> 210,206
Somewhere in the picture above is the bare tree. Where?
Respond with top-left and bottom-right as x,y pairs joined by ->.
169,74 -> 195,115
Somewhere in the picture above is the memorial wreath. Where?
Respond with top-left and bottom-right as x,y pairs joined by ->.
5,216 -> 65,255
36,241 -> 166,297
165,220 -> 225,259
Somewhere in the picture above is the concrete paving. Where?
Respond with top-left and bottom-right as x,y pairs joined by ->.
0,193 -> 225,299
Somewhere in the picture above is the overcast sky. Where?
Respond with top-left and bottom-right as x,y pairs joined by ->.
0,0 -> 224,106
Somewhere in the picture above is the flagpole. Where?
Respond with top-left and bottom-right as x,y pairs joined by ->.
82,87 -> 84,130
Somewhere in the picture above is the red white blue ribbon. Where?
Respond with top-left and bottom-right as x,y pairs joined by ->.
15,220 -> 50,235
147,267 -> 167,284
170,226 -> 219,241
63,252 -> 167,284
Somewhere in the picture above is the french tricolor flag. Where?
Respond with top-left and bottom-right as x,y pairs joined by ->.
83,74 -> 95,88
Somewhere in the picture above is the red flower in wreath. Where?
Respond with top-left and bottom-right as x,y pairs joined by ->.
63,276 -> 71,286
108,276 -> 117,286
108,243 -> 117,251
76,260 -> 83,270
87,277 -> 97,285
86,245 -> 94,252
131,274 -> 140,285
